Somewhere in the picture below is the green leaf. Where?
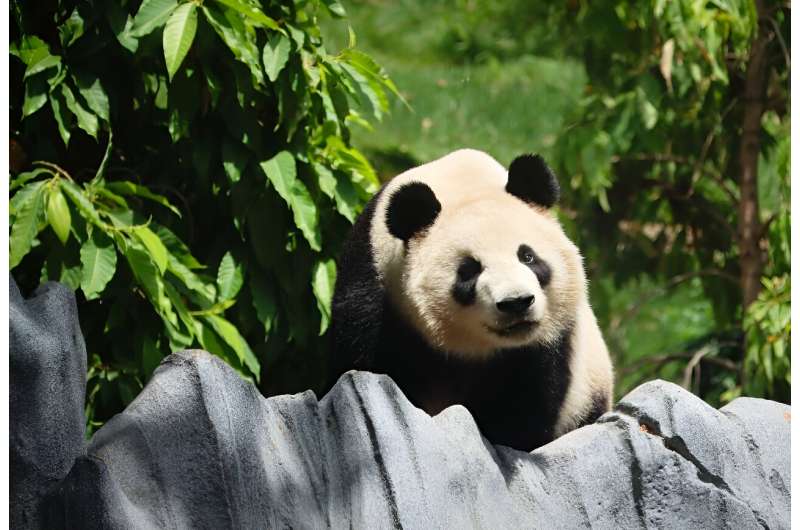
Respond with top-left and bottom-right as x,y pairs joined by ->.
154,224 -> 203,268
106,2 -> 139,52
73,74 -> 110,122
250,275 -> 277,336
22,72 -> 50,118
11,168 -> 51,191
313,162 -> 336,198
312,258 -> 336,334
212,0 -> 280,29
61,83 -> 99,139
46,185 -> 72,244
163,3 -> 198,81
58,8 -> 85,48
11,180 -> 47,215
61,180 -> 103,226
221,138 -> 249,184
133,226 -> 169,273
323,0 -> 346,17
11,35 -> 49,65
166,254 -> 216,305
80,229 -> 118,300
10,182 -> 46,268
105,181 -> 181,217
202,4 -> 264,85
49,89 -> 73,146
125,245 -> 168,311
130,0 -> 178,37
262,34 -> 290,82
217,251 -> 244,301
259,151 -> 321,250
204,315 -> 260,380
24,54 -> 61,80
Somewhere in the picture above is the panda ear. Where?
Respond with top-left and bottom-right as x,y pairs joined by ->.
386,182 -> 441,242
506,154 -> 560,209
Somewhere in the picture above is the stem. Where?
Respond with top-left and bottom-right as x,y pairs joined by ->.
32,160 -> 74,181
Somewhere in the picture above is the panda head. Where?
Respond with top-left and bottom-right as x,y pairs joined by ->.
383,153 -> 585,357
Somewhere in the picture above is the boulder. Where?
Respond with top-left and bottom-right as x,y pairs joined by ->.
10,279 -> 791,529
10,278 -> 86,529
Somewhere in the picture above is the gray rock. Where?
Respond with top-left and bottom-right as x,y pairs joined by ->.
10,277 -> 87,529
9,279 -> 790,529
51,352 -> 788,529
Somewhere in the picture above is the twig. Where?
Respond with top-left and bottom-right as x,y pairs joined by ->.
682,345 -> 714,389
32,160 -> 74,181
619,345 -> 740,378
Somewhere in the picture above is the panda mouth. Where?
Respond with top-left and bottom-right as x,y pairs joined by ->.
488,320 -> 535,337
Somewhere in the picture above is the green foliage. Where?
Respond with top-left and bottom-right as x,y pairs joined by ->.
331,0 -> 790,406
10,0 -> 394,431
742,275 -> 790,399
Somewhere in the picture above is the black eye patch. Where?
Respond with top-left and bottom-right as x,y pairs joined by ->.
518,244 -> 551,287
452,256 -> 482,305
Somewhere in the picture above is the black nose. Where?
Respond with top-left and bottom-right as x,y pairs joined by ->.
496,295 -> 534,315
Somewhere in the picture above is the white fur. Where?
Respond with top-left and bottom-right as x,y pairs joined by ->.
370,149 -> 613,413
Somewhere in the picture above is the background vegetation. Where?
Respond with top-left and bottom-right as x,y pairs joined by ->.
10,0 -> 790,432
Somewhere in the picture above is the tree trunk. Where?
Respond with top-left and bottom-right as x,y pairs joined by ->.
737,0 -> 771,310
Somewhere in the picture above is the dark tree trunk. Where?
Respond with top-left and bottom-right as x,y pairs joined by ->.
737,0 -> 771,310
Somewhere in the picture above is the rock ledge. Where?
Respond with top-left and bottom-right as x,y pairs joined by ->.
10,279 -> 791,529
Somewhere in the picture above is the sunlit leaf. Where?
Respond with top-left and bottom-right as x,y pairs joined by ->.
212,0 -> 279,30
80,229 -> 117,299
130,0 -> 178,37
259,151 -> 321,250
22,72 -> 49,118
217,251 -> 244,301
49,89 -> 73,146
163,2 -> 198,81
73,74 -> 110,122
61,82 -> 99,139
263,34 -> 290,82
134,226 -> 169,273
311,258 -> 336,334
203,315 -> 260,380
61,180 -> 103,226
10,182 -> 46,268
106,181 -> 181,217
202,4 -> 264,85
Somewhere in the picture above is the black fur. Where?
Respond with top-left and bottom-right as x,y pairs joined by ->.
330,190 -> 386,375
579,390 -> 611,427
452,256 -> 481,305
386,182 -> 441,241
506,154 -> 560,209
518,244 -> 552,287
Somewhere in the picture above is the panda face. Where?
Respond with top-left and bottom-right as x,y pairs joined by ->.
400,195 -> 584,357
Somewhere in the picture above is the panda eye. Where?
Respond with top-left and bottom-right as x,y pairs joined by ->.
457,256 -> 482,281
518,244 -> 536,264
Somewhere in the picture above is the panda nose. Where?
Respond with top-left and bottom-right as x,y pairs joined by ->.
496,295 -> 534,315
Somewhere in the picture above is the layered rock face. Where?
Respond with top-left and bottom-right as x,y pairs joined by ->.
10,278 -> 791,529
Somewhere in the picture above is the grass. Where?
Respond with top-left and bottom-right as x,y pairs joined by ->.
324,1 -> 585,175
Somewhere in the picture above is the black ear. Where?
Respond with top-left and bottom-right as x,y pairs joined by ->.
506,154 -> 560,208
386,182 -> 441,241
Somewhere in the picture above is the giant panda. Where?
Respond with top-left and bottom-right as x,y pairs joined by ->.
330,149 -> 613,451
